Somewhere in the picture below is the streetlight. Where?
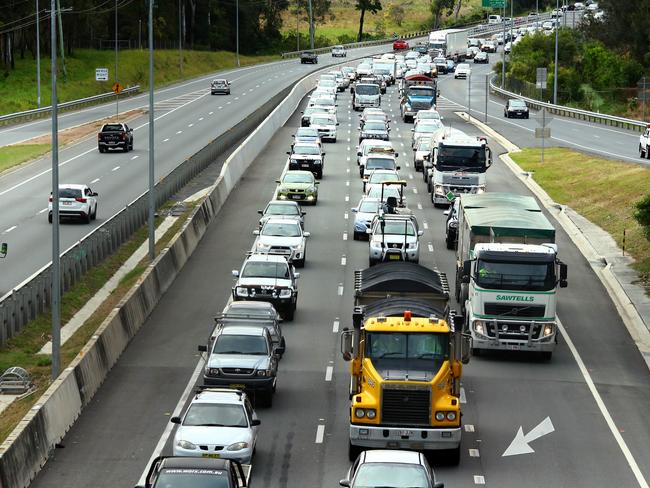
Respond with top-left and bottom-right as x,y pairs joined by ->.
36,0 -> 41,108
553,0 -> 559,104
501,1 -> 506,88
236,0 -> 240,67
148,0 -> 155,261
179,0 -> 183,74
115,0 -> 119,118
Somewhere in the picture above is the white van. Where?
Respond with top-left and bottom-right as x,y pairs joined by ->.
488,14 -> 502,24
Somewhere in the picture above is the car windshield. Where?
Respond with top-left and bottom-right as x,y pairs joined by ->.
155,470 -> 231,488
312,98 -> 334,106
212,334 -> 269,355
365,332 -> 449,363
58,188 -> 82,198
415,122 -> 442,134
266,203 -> 299,216
365,115 -> 387,123
262,222 -> 301,237
369,173 -> 397,183
434,57 -> 446,64
375,220 -> 415,236
417,139 -> 432,151
475,258 -> 557,291
437,146 -> 487,171
365,122 -> 386,131
311,116 -> 334,125
296,128 -> 318,137
183,403 -> 248,427
283,173 -> 313,184
358,200 -> 381,213
366,158 -> 395,170
293,145 -> 320,155
241,261 -> 290,279
408,87 -> 435,97
458,63 -> 470,69
355,85 -> 380,95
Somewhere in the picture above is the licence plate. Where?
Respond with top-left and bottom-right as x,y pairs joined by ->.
291,195 -> 302,200
229,384 -> 246,389
301,163 -> 310,168
202,453 -> 221,459
62,201 -> 72,205
399,430 -> 413,436
388,254 -> 401,260
506,344 -> 521,350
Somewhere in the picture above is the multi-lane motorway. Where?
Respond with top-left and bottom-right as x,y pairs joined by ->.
27,62 -> 650,487
0,43 -> 418,294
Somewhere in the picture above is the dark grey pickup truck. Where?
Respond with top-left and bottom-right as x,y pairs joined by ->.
300,51 -> 318,64
98,123 -> 133,153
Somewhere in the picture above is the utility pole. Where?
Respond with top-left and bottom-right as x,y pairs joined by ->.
50,0 -> 61,381
308,0 -> 314,50
553,0 -> 559,104
236,0 -> 240,67
36,0 -> 41,108
139,19 -> 142,49
56,0 -> 66,81
501,1 -> 506,88
115,0 -> 119,118
510,0 -> 513,57
296,5 -> 300,52
179,0 -> 183,74
148,0 -> 155,261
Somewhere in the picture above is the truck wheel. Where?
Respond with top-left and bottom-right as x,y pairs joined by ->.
48,212 -> 53,224
348,442 -> 362,462
259,389 -> 273,408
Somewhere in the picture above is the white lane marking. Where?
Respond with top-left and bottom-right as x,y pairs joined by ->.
346,180 -> 350,187
325,366 -> 333,382
346,156 -> 351,162
347,146 -> 351,152
218,106 -> 223,110
137,354 -> 206,486
198,117 -> 204,121
242,92 -> 247,96
469,449 -> 480,457
417,203 -> 423,210
131,155 -> 139,160
188,123 -> 194,127
38,207 -> 48,214
4,225 -> 17,233
256,84 -> 260,88
342,232 -> 348,241
409,174 -> 414,180
412,188 -> 418,194
557,319 -> 650,488
345,195 -> 349,202
333,319 -> 340,333
209,111 -> 214,115
401,142 -> 405,147
474,475 -> 486,485
344,212 -> 348,220
226,101 -> 231,105
594,134 -> 600,138
338,283 -> 344,295
316,424 -> 325,444
341,255 -> 347,266
91,178 -> 100,184
460,387 -> 467,404
176,130 -> 183,134
347,138 -> 351,142
347,168 -> 350,173
423,222 -> 429,229
112,166 -> 120,172
427,243 -> 434,253
465,424 -> 475,433
234,97 -> 239,100
163,138 -> 170,142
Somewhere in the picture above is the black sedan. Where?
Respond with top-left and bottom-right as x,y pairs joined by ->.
504,98 -> 530,119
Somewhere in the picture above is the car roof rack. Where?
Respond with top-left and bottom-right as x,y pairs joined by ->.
195,385 -> 245,398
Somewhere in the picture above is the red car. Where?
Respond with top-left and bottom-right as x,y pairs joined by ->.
393,39 -> 409,50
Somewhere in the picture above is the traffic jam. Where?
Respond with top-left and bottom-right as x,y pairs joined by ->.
137,39 -> 567,488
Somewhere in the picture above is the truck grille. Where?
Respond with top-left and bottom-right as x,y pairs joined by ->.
484,303 -> 546,318
382,386 -> 430,426
485,321 -> 542,339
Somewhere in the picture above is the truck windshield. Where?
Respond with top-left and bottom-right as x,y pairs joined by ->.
437,146 -> 487,172
356,85 -> 380,96
366,332 -> 448,359
429,41 -> 445,50
475,259 -> 556,291
409,87 -> 435,97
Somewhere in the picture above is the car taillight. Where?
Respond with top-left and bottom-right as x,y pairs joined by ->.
75,197 -> 87,203
49,196 -> 52,202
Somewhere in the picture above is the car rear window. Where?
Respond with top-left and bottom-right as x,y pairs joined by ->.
59,188 -> 82,198
155,469 -> 231,488
102,124 -> 123,132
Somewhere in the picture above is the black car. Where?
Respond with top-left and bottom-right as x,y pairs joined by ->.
300,51 -> 318,64
136,456 -> 247,488
98,123 -> 133,153
504,98 -> 530,118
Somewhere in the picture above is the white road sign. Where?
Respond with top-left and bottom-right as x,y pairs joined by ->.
95,68 -> 109,81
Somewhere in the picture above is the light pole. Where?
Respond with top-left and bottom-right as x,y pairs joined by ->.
308,0 -> 314,50
236,0 -> 240,67
179,0 -> 183,74
553,0 -> 559,104
50,0 -> 61,381
36,0 -> 41,108
115,0 -> 119,118
148,0 -> 155,261
501,2 -> 506,88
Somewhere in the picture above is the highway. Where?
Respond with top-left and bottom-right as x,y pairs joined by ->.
29,72 -> 650,487
0,43 -> 417,294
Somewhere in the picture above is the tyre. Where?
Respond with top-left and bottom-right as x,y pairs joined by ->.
646,146 -> 650,160
348,441 -> 362,462
316,171 -> 323,179
123,144 -> 129,153
353,232 -> 360,241
83,211 -> 91,224
283,306 -> 295,322
471,347 -> 482,356
98,146 -> 105,153
504,112 -> 508,118
129,142 -> 134,150
295,257 -> 305,268
423,170 -> 428,183
48,212 -> 52,224
541,351 -> 553,361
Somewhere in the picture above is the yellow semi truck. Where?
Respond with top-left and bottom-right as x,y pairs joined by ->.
340,262 -> 470,463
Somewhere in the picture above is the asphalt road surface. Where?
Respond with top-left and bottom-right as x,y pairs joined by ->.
30,78 -> 650,488
0,43 -> 420,294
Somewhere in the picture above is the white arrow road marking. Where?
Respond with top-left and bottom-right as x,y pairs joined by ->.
502,416 -> 555,457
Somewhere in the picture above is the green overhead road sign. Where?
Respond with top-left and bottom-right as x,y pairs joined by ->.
482,0 -> 506,7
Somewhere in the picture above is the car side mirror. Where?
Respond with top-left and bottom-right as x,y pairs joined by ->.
258,210 -> 263,215
339,480 -> 351,487
396,166 -> 401,170
92,192 -> 98,196
275,179 -> 281,184
301,211 -> 307,216
395,153 -> 399,157
253,230 -> 260,235
286,151 -> 291,155
433,481 -> 445,488
251,419 -> 261,426
198,344 -> 208,352
294,272 -> 300,279
418,230 -> 424,236
315,181 -> 320,185
232,270 -> 240,278
351,207 -> 358,213
170,416 -> 181,424
304,231 -> 311,238
322,152 -> 326,156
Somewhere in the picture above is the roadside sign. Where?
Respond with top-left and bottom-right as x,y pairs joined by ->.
535,127 -> 551,138
535,108 -> 553,127
482,0 -> 506,7
536,68 -> 547,90
95,68 -> 109,81
112,82 -> 123,94
446,191 -> 456,202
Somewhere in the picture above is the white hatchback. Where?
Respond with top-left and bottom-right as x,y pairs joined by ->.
48,184 -> 98,224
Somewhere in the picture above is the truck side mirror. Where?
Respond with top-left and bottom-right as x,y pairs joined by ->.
559,262 -> 568,288
340,329 -> 353,361
198,344 -> 208,352
462,260 -> 472,283
0,242 -> 7,258
461,333 -> 472,364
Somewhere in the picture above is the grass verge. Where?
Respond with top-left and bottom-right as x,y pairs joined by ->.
0,49 -> 278,115
0,202 -> 197,443
0,144 -> 51,172
510,147 -> 650,290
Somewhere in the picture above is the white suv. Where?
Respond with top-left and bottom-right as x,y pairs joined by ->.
48,184 -> 98,224
171,388 -> 260,463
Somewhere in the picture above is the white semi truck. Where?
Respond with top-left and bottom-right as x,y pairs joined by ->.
428,29 -> 468,60
455,193 -> 568,360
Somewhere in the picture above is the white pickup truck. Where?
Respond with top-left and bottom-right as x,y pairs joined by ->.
639,125 -> 650,159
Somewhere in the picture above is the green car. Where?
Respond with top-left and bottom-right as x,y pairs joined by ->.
276,171 -> 320,205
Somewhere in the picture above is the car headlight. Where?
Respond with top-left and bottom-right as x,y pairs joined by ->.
279,289 -> 292,298
435,412 -> 445,421
278,194 -> 287,200
177,440 -> 198,450
476,186 -> 486,194
257,242 -> 271,249
355,408 -> 366,418
543,323 -> 555,337
235,286 -> 249,297
256,369 -> 271,377
313,159 -> 322,165
208,367 -> 221,376
446,412 -> 457,421
474,320 -> 485,336
226,442 -> 249,451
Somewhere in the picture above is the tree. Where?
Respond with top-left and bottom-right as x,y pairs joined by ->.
355,0 -> 382,41
387,4 -> 405,27
429,0 -> 454,29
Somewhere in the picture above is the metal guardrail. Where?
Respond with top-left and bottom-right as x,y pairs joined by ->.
0,85 -> 291,347
0,86 -> 140,127
490,75 -> 647,132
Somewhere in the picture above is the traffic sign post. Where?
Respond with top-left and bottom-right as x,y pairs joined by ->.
536,67 -> 547,101
482,0 -> 505,7
112,82 -> 123,94
95,68 -> 109,81
112,82 -> 123,120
